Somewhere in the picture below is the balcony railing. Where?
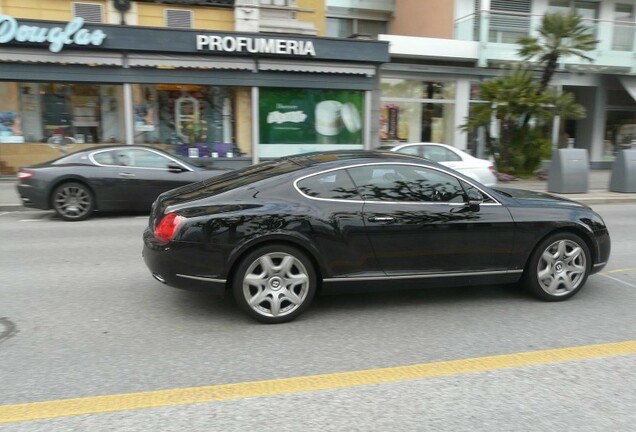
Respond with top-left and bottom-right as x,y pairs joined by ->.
455,10 -> 636,52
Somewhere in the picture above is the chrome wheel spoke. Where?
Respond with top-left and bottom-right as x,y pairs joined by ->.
536,238 -> 587,296
248,288 -> 270,308
269,293 -> 282,316
242,251 -> 311,319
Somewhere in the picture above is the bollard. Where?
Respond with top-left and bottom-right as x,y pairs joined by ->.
547,148 -> 589,193
609,149 -> 636,193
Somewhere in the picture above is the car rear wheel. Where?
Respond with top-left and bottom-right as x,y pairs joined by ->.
524,232 -> 591,301
52,182 -> 94,221
233,245 -> 317,324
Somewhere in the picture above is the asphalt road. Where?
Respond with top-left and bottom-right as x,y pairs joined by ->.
0,206 -> 635,431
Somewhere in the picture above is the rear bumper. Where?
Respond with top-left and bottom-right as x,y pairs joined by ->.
16,183 -> 49,209
142,228 -> 226,295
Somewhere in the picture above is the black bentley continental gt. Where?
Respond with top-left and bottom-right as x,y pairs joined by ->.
17,145 -> 228,221
142,151 -> 611,324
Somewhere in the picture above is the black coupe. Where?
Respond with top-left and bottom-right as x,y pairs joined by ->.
17,145 -> 228,221
142,151 -> 611,324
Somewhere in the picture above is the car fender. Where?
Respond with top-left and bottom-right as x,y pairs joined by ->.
226,230 -> 329,281
47,174 -> 98,207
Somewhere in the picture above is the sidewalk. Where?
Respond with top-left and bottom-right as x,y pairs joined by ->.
1,170 -> 635,212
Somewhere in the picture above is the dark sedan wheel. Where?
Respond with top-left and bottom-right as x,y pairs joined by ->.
525,232 -> 591,301
52,182 -> 94,221
233,245 -> 317,324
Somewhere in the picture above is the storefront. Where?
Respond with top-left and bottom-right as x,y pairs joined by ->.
0,14 -> 388,173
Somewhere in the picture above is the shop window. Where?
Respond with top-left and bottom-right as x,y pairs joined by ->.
72,2 -> 104,23
380,79 -> 456,145
0,83 -> 23,144
165,9 -> 193,29
133,84 -> 246,159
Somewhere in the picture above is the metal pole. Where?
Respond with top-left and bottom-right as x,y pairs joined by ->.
251,86 -> 259,165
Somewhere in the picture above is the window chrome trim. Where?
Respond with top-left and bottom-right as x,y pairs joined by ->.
176,274 -> 226,284
323,269 -> 523,283
89,147 -> 194,172
293,162 -> 501,206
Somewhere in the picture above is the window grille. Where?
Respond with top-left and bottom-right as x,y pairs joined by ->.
166,9 -> 194,29
72,2 -> 104,23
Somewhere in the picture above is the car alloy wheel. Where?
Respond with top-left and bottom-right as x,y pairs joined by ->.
233,245 -> 316,324
525,232 -> 590,301
52,182 -> 94,221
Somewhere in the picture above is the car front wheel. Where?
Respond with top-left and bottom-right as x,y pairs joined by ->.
524,232 -> 591,301
233,245 -> 317,324
52,182 -> 94,221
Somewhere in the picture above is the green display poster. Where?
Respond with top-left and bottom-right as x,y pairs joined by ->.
259,88 -> 364,148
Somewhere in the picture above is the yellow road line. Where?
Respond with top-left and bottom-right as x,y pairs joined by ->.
600,267 -> 636,275
1,340 -> 635,424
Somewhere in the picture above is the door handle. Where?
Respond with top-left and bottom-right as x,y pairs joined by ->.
368,216 -> 395,222
118,172 -> 136,177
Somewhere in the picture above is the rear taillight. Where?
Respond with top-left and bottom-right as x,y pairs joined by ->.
154,212 -> 185,243
17,169 -> 33,181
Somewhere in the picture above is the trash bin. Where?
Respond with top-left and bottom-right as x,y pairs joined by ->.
609,149 -> 636,193
547,148 -> 589,194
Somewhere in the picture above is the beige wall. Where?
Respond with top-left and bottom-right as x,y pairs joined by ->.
390,0 -> 454,38
298,0 -> 326,36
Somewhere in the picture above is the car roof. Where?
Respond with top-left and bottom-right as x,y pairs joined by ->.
282,150 -> 431,168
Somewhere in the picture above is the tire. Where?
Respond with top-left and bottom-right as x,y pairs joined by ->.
524,232 -> 591,301
52,182 -> 95,221
233,244 -> 317,324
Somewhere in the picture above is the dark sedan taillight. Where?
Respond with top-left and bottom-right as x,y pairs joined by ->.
17,169 -> 33,181
154,212 -> 185,243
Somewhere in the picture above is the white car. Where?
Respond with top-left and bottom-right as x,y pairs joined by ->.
379,142 -> 497,186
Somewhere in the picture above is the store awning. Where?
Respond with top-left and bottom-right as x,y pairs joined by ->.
619,76 -> 636,102
126,54 -> 255,70
0,48 -> 122,66
258,59 -> 376,76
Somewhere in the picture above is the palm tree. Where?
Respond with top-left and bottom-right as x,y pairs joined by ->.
518,12 -> 598,95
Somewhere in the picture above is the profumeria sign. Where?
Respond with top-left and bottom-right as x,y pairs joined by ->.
196,35 -> 316,57
0,15 -> 107,53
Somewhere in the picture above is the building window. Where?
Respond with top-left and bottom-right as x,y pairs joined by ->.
380,80 -> 455,145
261,0 -> 290,5
487,0 -> 531,43
326,17 -> 387,38
613,4 -> 635,51
165,9 -> 193,29
72,2 -> 104,23
548,0 -> 599,37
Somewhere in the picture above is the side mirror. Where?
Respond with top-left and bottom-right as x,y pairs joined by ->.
167,163 -> 186,173
466,190 -> 483,211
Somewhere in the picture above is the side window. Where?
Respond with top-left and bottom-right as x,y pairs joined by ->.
348,164 -> 465,203
422,146 -> 462,162
92,150 -> 118,166
396,146 -> 421,157
460,179 -> 497,204
297,170 -> 361,200
128,150 -> 173,169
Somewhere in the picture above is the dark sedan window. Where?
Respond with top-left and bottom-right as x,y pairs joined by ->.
92,151 -> 118,166
297,170 -> 361,200
348,165 -> 465,203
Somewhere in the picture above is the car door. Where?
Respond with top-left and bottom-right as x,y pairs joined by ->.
89,149 -> 137,210
114,148 -> 199,210
295,168 -> 382,278
347,163 -> 515,276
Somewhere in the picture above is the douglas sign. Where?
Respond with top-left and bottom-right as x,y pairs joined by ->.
0,15 -> 107,53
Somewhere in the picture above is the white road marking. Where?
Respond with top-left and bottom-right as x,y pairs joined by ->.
601,273 -> 636,289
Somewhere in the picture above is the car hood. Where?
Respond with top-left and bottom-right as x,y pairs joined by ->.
492,187 -> 590,209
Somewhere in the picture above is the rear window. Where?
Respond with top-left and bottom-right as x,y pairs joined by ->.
193,158 -> 308,195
